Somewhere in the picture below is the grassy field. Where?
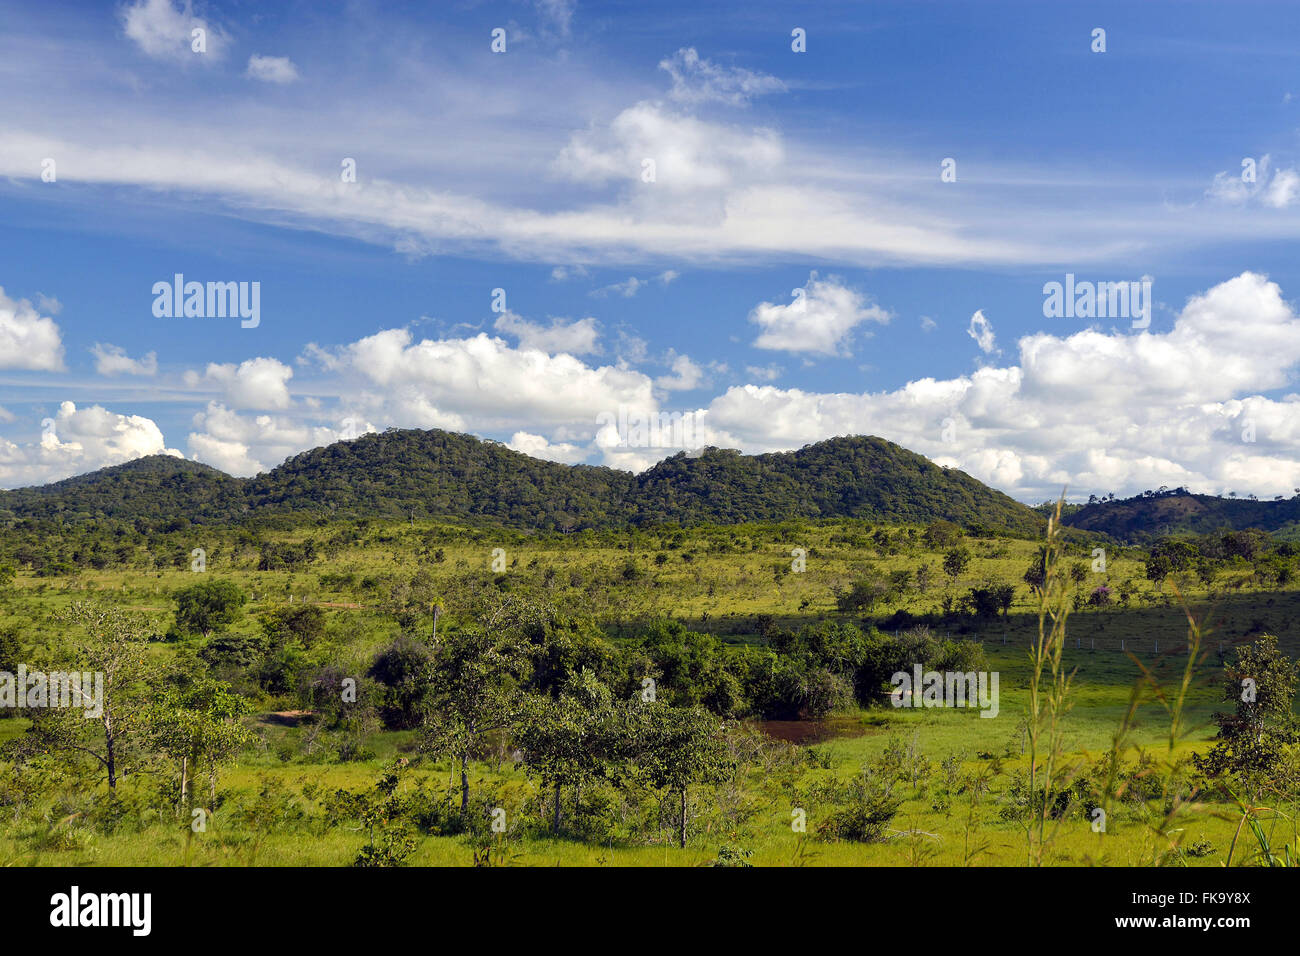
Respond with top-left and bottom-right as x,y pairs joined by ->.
1,517 -> 1296,867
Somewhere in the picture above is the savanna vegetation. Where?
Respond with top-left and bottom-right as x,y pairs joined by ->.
0,437 -> 1297,867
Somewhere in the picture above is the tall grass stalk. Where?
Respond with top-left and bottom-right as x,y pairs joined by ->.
1025,499 -> 1078,865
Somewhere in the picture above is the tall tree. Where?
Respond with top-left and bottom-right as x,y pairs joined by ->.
24,603 -> 154,788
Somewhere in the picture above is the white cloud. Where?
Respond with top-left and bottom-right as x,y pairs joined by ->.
0,287 -> 64,371
655,353 -> 705,391
186,402 -> 376,476
553,101 -> 784,193
246,54 -> 300,84
967,310 -> 997,355
120,0 -> 227,62
507,430 -> 586,464
705,272 -> 1300,500
591,270 -> 678,298
195,357 -> 294,409
492,312 -> 601,355
745,364 -> 783,381
317,328 -> 653,432
550,265 -> 590,281
659,48 -> 785,107
12,273 -> 1300,503
1207,154 -> 1300,209
1264,167 -> 1300,208
749,273 -> 890,356
91,343 -> 158,376
0,401 -> 182,488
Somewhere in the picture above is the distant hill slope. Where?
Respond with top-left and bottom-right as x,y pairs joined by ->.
629,436 -> 1042,534
0,429 -> 1043,534
244,429 -> 636,528
1063,489 -> 1300,541
0,455 -> 245,523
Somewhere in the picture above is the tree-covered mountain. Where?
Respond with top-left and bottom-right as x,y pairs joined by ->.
0,429 -> 1044,534
1063,488 -> 1300,541
244,429 -> 636,528
0,455 -> 245,524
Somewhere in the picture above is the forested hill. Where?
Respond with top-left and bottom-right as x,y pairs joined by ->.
1062,488 -> 1300,541
0,429 -> 1044,535
0,456 -> 246,524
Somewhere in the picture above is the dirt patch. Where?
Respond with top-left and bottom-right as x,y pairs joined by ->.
752,716 -> 873,746
260,710 -> 314,727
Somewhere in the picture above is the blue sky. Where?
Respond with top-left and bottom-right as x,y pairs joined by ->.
3,0 -> 1300,502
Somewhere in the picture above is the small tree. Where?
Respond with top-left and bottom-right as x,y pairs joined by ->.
942,547 -> 971,583
626,703 -> 733,848
420,624 -> 533,815
174,579 -> 247,638
516,670 -> 615,833
148,678 -> 253,812
1194,635 -> 1299,796
993,583 -> 1015,617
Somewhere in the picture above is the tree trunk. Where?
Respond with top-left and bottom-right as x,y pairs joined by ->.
180,755 -> 189,813
460,751 -> 470,815
554,782 -> 562,833
679,788 -> 688,849
103,714 -> 117,789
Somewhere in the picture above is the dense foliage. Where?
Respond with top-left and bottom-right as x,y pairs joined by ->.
0,429 -> 1044,536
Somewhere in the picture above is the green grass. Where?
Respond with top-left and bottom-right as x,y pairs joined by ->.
1,516 -> 1295,866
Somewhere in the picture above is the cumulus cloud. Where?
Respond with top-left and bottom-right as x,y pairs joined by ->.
191,357 -> 294,409
120,0 -> 227,62
492,312 -> 601,355
312,328 -> 653,432
0,287 -> 64,371
246,54 -> 300,84
659,48 -> 785,107
706,272 -> 1300,500
507,431 -> 586,464
655,353 -> 705,391
91,343 -> 158,376
186,402 -> 379,477
749,273 -> 890,356
0,401 -> 182,488
12,273 -> 1299,502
